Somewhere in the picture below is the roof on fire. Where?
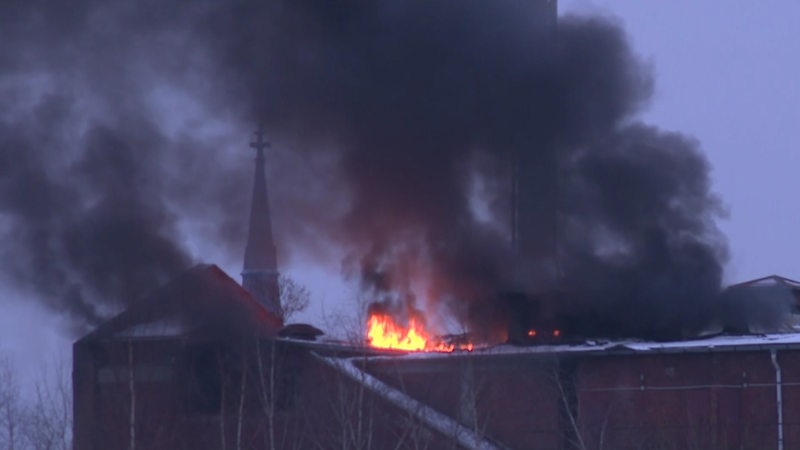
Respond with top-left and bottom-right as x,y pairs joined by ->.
349,332 -> 800,363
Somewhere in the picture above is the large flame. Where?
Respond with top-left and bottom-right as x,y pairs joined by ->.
366,312 -> 472,352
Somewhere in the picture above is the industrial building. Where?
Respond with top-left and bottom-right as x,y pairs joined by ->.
72,264 -> 800,449
72,122 -> 800,449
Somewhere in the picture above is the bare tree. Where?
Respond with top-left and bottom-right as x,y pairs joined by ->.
255,339 -> 277,450
320,285 -> 374,345
552,364 -> 587,450
0,354 -> 23,450
235,342 -> 248,450
253,337 -> 311,450
23,355 -> 73,450
318,355 -> 377,450
128,340 -> 135,450
279,275 -> 310,323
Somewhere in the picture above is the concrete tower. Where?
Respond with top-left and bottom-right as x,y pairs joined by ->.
242,125 -> 283,320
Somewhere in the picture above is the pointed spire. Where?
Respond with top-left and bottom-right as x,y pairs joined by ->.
242,125 -> 283,320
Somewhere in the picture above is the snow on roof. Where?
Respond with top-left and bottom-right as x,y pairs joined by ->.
617,332 -> 800,352
362,332 -> 800,362
316,354 -> 502,450
114,318 -> 188,338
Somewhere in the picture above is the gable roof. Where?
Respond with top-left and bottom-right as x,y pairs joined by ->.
728,275 -> 800,290
78,264 -> 282,343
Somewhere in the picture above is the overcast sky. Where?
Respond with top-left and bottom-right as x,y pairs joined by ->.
2,1 -> 799,379
562,0 -> 800,283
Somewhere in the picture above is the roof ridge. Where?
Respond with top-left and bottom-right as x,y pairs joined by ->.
728,274 -> 800,289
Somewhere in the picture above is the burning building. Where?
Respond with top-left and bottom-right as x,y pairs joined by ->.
72,123 -> 800,450
73,265 -> 800,449
67,1 -> 800,449
71,123 -> 489,448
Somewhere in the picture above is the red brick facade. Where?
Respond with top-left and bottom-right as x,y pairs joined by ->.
73,266 -> 800,449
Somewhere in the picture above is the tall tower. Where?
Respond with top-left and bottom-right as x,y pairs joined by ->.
242,125 -> 283,320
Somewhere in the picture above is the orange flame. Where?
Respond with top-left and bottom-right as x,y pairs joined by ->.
366,312 -> 472,352
528,328 -> 561,338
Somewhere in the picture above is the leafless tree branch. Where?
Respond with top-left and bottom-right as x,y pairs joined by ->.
279,275 -> 311,323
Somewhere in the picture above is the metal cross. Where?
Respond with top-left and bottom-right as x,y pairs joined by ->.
250,124 -> 271,153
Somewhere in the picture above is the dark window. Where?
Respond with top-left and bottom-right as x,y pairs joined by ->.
184,344 -> 222,413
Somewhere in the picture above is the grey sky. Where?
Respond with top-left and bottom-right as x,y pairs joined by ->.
562,0 -> 800,283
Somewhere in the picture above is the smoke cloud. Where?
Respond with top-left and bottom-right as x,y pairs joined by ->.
0,1 -> 727,339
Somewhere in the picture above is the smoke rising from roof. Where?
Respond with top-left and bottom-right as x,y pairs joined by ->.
0,1 -> 727,339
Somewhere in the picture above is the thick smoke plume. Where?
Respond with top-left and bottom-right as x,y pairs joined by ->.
0,1 -> 728,339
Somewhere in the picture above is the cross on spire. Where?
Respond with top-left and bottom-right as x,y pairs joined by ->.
249,124 -> 271,155
242,123 -> 282,319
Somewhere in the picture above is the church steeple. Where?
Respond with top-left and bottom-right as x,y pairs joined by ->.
242,125 -> 283,320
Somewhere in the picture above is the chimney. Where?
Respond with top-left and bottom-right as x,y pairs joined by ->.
242,125 -> 283,320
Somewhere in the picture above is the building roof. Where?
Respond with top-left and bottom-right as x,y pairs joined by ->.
342,332 -> 800,366
719,274 -> 800,334
77,264 -> 282,343
727,274 -> 800,290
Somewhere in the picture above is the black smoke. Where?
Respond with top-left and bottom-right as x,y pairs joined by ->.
0,1 -> 728,339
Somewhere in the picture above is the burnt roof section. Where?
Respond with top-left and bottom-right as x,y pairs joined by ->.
77,264 -> 282,343
359,333 -> 800,367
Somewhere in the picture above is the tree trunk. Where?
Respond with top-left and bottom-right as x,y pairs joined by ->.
128,340 -> 136,450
